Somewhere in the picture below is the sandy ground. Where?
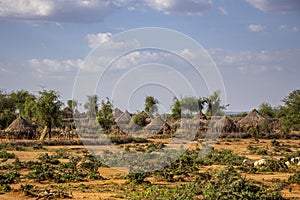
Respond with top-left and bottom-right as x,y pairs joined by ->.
0,139 -> 299,199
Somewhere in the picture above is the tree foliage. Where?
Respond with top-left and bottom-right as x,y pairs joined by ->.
84,95 -> 98,119
171,97 -> 181,120
36,90 -> 63,138
144,96 -> 158,116
97,98 -> 114,133
278,89 -> 300,131
205,90 -> 228,116
258,102 -> 276,118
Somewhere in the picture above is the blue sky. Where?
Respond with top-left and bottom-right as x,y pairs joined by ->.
0,0 -> 300,112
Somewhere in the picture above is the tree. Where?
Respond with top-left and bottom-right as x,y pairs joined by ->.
36,90 -> 63,139
205,91 -> 228,116
171,97 -> 181,120
67,99 -> 78,110
21,95 -> 37,122
180,96 -> 200,116
144,96 -> 158,116
278,89 -> 300,131
84,95 -> 99,119
9,90 -> 35,113
0,89 -> 16,129
97,98 -> 114,133
258,102 -> 276,118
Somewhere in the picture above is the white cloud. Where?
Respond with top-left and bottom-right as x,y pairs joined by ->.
0,0 -> 213,23
278,24 -> 299,32
218,6 -> 228,15
292,27 -> 299,32
28,58 -> 83,73
248,24 -> 266,33
86,32 -> 113,49
210,48 -> 300,74
246,0 -> 300,13
86,32 -> 140,49
279,24 -> 288,31
0,0 -> 119,23
142,0 -> 212,15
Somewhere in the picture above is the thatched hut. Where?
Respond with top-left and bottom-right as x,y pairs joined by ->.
5,115 -> 36,139
115,110 -> 131,125
238,109 -> 265,132
113,108 -> 123,119
214,115 -> 237,133
144,116 -> 164,135
193,111 -> 207,120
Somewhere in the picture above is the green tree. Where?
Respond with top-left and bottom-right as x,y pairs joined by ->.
67,99 -> 78,110
97,98 -> 114,133
144,96 -> 158,116
36,90 -> 63,139
21,95 -> 37,122
180,96 -> 204,116
278,89 -> 300,131
205,91 -> 228,116
258,102 -> 276,118
0,89 -> 16,129
84,95 -> 98,119
171,97 -> 181,120
9,90 -> 35,113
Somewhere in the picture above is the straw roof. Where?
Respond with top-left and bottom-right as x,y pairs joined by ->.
115,110 -> 131,125
238,109 -> 265,126
193,111 -> 207,120
145,116 -> 164,130
5,115 -> 36,139
113,108 -> 123,119
214,115 -> 237,133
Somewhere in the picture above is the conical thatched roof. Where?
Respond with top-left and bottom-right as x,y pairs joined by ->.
115,110 -> 131,124
193,111 -> 207,120
214,115 -> 237,133
113,108 -> 123,119
145,116 -> 164,130
5,115 -> 36,139
238,109 -> 265,126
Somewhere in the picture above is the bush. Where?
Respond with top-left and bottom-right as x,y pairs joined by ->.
126,172 -> 149,184
0,149 -> 15,159
288,172 -> 300,184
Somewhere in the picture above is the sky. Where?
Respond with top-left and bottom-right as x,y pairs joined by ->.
0,0 -> 300,112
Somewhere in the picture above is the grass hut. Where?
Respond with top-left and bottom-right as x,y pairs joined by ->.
238,109 -> 265,132
193,111 -> 207,120
5,115 -> 36,139
113,108 -> 123,119
214,115 -> 237,133
144,116 -> 164,135
115,110 -> 131,125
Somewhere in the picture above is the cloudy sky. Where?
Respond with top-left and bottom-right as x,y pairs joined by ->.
0,0 -> 300,112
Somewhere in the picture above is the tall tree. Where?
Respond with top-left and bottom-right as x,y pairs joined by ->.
36,90 -> 63,139
258,102 -> 276,118
84,95 -> 99,119
144,96 -> 158,116
205,91 -> 228,116
97,98 -> 114,133
278,89 -> 300,131
171,97 -> 181,120
21,95 -> 37,122
67,99 -> 78,110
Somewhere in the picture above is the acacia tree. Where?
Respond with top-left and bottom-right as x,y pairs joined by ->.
205,91 -> 228,116
278,89 -> 300,131
144,96 -> 158,116
97,98 -> 114,133
171,97 -> 181,120
36,90 -> 63,139
258,102 -> 276,118
84,95 -> 99,119
21,95 -> 37,122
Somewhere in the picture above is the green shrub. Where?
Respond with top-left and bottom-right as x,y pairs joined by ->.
288,172 -> 300,184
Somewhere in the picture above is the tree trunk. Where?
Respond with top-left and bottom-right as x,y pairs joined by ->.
39,126 -> 48,141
